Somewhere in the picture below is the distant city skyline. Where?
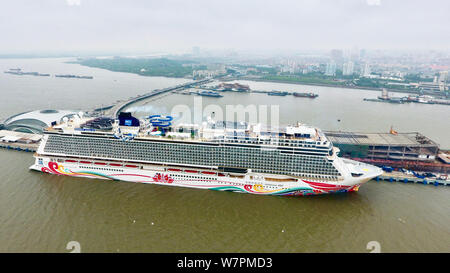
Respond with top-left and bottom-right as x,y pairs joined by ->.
0,0 -> 449,55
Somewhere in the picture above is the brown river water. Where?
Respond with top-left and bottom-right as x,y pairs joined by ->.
0,58 -> 449,252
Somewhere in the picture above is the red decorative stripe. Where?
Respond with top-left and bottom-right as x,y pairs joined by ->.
80,161 -> 92,164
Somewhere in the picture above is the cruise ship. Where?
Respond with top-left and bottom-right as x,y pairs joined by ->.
30,112 -> 382,196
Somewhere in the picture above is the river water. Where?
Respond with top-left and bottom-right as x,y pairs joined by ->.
0,58 -> 449,252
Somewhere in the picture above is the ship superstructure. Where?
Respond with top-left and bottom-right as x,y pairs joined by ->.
30,112 -> 382,196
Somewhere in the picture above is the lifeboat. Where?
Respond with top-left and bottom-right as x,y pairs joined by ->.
79,161 -> 92,164
65,160 -> 78,163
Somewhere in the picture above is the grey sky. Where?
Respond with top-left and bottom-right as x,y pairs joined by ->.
1,0 -> 449,54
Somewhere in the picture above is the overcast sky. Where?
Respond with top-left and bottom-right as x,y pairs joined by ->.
1,0 -> 449,55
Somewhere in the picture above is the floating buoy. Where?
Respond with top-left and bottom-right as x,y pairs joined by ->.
434,182 -> 439,187
403,178 -> 408,183
389,177 -> 394,182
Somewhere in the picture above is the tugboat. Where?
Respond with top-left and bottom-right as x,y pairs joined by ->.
293,92 -> 319,98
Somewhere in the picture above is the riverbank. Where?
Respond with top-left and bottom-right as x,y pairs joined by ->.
73,58 -> 446,98
74,57 -> 201,78
239,76 -> 444,96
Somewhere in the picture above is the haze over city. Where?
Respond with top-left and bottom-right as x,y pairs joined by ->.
1,0 -> 449,55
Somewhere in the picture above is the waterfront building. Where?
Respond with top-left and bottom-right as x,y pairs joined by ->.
438,71 -> 447,84
325,131 -> 447,173
2,109 -> 80,134
438,71 -> 448,91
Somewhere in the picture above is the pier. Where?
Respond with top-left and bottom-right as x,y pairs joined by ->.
374,171 -> 449,186
363,88 -> 450,106
0,130 -> 41,152
0,142 -> 38,152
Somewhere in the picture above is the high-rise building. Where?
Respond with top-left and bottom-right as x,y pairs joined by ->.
330,49 -> 343,63
438,71 -> 448,91
361,63 -> 371,77
438,71 -> 448,84
325,62 -> 336,76
342,61 -> 354,76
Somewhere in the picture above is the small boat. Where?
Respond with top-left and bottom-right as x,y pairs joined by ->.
293,92 -> 318,98
197,90 -> 223,97
417,95 -> 435,104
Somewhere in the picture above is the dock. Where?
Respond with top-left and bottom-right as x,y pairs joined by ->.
374,171 -> 449,186
363,89 -> 450,106
0,142 -> 38,152
0,130 -> 41,152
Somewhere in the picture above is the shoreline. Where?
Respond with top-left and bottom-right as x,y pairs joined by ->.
238,77 -> 442,96
73,62 -> 446,98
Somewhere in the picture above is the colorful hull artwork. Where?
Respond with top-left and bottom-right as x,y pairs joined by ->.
33,161 -> 362,197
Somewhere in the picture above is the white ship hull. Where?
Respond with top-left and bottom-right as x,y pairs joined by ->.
30,156 -> 381,197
